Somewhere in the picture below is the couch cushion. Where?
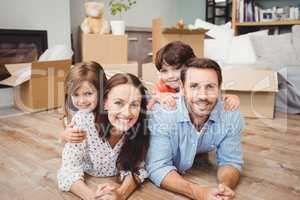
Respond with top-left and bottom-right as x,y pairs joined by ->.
250,33 -> 299,70
292,25 -> 300,61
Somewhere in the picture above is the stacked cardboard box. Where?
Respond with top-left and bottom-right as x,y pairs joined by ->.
141,62 -> 158,90
81,33 -> 138,78
81,33 -> 128,64
152,18 -> 207,63
222,67 -> 278,119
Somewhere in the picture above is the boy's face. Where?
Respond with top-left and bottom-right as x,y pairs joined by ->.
159,63 -> 182,89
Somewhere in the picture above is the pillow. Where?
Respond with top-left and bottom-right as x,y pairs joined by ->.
38,45 -> 73,61
224,30 -> 269,64
225,34 -> 257,64
250,33 -> 299,70
204,39 -> 230,62
194,18 -> 216,30
206,25 -> 234,42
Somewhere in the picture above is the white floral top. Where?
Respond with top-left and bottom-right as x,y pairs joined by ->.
57,111 -> 148,191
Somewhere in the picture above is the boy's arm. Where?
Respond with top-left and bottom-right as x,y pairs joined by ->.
147,92 -> 177,110
223,94 -> 240,111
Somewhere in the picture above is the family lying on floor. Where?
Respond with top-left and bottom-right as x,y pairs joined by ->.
57,41 -> 244,200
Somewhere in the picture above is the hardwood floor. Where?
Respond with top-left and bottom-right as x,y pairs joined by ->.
0,110 -> 299,200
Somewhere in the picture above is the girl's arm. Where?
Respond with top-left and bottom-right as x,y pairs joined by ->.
57,113 -> 93,199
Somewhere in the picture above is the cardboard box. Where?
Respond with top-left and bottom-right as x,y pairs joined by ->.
152,18 -> 207,63
81,33 -> 128,64
141,62 -> 159,83
0,60 -> 71,112
102,62 -> 139,79
141,62 -> 159,90
222,67 -> 278,119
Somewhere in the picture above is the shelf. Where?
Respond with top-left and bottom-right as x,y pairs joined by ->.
236,20 -> 300,27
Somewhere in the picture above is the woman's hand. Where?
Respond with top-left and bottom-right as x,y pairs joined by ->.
60,121 -> 86,143
222,94 -> 240,111
95,183 -> 123,200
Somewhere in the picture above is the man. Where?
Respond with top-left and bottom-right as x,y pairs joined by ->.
146,57 -> 244,200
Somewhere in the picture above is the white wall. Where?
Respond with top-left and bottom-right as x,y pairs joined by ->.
106,0 -> 179,27
71,0 -> 179,31
177,0 -> 206,25
0,0 -> 71,48
0,0 -> 71,108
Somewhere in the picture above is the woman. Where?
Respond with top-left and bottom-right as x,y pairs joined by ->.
58,72 -> 149,200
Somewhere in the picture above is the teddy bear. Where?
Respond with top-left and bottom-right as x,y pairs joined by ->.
81,2 -> 110,34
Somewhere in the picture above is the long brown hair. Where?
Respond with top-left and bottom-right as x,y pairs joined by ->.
63,61 -> 107,128
99,73 -> 150,182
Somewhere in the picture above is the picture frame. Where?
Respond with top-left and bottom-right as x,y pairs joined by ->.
260,10 -> 276,22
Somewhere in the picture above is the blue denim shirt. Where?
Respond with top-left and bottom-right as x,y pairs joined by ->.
146,94 -> 244,186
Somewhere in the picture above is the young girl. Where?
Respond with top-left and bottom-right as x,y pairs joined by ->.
57,62 -> 149,200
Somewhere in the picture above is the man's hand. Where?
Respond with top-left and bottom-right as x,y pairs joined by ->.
215,184 -> 235,200
190,183 -> 235,200
190,184 -> 221,200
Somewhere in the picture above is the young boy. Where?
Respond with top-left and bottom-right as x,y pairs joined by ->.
149,41 -> 239,110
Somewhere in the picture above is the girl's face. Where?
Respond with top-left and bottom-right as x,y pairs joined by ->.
71,81 -> 98,113
159,64 -> 181,89
105,84 -> 142,134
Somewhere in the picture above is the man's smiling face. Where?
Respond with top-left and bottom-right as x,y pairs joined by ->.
183,67 -> 220,118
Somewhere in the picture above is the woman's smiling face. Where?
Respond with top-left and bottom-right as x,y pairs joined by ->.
104,83 -> 142,133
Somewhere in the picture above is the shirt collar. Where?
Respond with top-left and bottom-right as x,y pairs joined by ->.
177,95 -> 222,123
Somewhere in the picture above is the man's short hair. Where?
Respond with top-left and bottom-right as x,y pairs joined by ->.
155,41 -> 195,71
181,57 -> 223,87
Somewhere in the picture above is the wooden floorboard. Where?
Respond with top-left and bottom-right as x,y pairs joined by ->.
0,110 -> 299,200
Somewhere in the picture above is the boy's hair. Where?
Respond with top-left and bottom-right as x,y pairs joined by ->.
63,61 -> 107,128
155,41 -> 195,71
181,57 -> 223,87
